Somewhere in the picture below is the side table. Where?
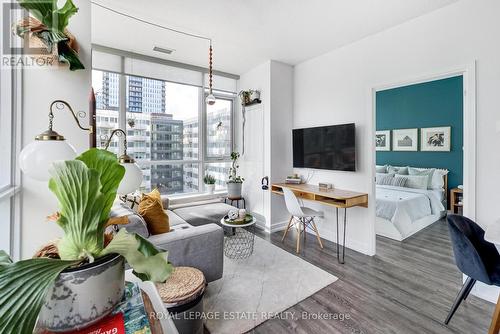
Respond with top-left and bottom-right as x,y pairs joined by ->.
224,196 -> 246,209
220,217 -> 256,259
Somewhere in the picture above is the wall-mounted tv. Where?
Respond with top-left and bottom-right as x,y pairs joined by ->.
293,123 -> 356,171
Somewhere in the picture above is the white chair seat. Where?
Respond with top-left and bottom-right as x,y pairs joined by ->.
298,207 -> 324,218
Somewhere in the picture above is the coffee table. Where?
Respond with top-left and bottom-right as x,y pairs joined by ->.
220,217 -> 256,259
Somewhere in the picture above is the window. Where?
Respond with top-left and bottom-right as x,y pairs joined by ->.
92,52 -> 236,196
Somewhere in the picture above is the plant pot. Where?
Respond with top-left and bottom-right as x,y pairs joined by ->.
206,184 -> 215,194
38,254 -> 125,332
227,182 -> 242,199
250,90 -> 260,101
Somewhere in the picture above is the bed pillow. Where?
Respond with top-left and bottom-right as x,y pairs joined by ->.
408,167 -> 435,189
397,174 -> 429,190
376,165 -> 387,173
391,176 -> 408,187
387,166 -> 409,175
376,173 -> 394,185
431,169 -> 448,190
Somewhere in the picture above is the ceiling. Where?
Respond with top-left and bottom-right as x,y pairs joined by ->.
91,0 -> 458,75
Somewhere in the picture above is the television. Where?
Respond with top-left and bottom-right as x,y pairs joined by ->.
293,123 -> 356,171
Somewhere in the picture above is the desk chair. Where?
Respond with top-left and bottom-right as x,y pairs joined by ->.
445,214 -> 500,325
281,187 -> 324,253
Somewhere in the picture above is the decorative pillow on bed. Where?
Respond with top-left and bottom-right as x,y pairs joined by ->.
376,173 -> 394,185
408,167 -> 435,189
431,169 -> 448,190
396,174 -> 429,190
391,176 -> 408,187
376,165 -> 387,173
387,166 -> 409,175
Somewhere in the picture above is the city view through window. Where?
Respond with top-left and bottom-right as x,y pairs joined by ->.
92,70 -> 233,195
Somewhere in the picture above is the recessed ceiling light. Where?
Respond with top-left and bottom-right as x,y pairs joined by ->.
153,46 -> 175,55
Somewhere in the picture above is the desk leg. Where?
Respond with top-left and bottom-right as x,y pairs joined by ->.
336,208 -> 347,264
489,293 -> 500,334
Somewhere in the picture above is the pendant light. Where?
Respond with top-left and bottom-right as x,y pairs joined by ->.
205,42 -> 216,105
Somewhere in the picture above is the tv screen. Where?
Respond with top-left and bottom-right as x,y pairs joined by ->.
293,123 -> 356,171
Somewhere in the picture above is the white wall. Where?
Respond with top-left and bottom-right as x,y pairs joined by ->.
237,60 -> 293,231
293,0 -> 500,300
21,0 -> 91,258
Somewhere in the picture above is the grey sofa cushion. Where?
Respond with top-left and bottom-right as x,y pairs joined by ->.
173,203 -> 236,227
110,202 -> 149,238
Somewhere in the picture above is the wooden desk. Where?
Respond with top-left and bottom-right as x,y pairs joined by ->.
271,183 -> 368,263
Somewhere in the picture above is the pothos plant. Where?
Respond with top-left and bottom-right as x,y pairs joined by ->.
0,148 -> 172,334
228,151 -> 244,183
15,0 -> 85,70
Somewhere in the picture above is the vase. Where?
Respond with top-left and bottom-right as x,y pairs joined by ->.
206,184 -> 215,194
38,254 -> 125,332
227,182 -> 242,199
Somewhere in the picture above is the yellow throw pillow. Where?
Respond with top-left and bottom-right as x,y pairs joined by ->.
138,189 -> 170,235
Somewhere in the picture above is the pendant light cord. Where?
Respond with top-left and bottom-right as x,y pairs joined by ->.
90,1 -> 212,43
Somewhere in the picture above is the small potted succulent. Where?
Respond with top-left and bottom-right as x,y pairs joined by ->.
238,90 -> 251,105
227,151 -> 244,199
0,149 -> 172,334
204,174 -> 216,194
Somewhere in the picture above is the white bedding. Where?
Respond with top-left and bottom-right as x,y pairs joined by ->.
376,185 -> 445,223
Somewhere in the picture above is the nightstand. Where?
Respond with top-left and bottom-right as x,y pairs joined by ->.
450,188 -> 463,214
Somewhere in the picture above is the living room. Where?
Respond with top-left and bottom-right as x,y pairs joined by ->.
2,0 -> 500,333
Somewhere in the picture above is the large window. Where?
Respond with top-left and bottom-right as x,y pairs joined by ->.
92,53 -> 236,196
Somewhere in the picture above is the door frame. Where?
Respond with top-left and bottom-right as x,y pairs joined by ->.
370,62 -> 477,253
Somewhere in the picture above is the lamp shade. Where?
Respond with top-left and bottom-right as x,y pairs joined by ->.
117,162 -> 143,194
19,140 -> 77,181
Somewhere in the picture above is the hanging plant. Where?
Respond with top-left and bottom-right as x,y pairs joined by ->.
14,0 -> 85,71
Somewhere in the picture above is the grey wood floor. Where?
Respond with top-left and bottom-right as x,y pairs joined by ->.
250,218 -> 494,334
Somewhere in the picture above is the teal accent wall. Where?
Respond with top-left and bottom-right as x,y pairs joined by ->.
376,76 -> 463,191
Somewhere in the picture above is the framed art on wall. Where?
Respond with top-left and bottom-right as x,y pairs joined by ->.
392,128 -> 418,151
420,126 -> 451,151
375,130 -> 391,151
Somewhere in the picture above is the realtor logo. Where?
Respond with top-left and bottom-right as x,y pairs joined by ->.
1,0 -> 56,69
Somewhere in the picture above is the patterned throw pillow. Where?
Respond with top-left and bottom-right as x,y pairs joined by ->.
391,176 -> 408,187
376,173 -> 394,185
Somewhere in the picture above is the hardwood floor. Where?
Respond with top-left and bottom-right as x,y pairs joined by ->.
252,218 -> 494,334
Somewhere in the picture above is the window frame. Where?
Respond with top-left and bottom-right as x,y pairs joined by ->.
92,54 -> 236,197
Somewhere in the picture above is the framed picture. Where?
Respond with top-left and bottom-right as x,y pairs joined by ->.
420,126 -> 451,151
392,128 -> 418,151
375,130 -> 391,151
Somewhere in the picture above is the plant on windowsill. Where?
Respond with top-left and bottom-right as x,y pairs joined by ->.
227,151 -> 245,199
204,174 -> 216,194
14,0 -> 85,71
0,148 -> 172,334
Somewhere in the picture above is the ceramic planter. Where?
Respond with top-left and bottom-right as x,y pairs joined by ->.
227,182 -> 242,199
206,183 -> 215,194
38,254 -> 125,332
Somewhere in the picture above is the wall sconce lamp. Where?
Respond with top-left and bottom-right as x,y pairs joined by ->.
19,100 -> 92,181
103,128 -> 143,195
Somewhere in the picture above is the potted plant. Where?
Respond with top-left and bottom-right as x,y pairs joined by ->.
204,174 -> 216,194
227,151 -> 244,199
238,90 -> 251,105
14,0 -> 85,71
0,148 -> 172,334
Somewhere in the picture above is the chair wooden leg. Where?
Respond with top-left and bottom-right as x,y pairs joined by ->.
488,293 -> 500,334
296,225 -> 301,253
445,277 -> 476,325
312,221 -> 324,249
281,216 -> 293,242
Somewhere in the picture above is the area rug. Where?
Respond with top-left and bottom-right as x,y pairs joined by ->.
204,236 -> 338,334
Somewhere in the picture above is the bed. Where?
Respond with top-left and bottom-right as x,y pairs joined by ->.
375,167 -> 448,241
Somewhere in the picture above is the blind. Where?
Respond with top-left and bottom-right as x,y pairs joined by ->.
92,50 -> 121,73
124,58 -> 202,87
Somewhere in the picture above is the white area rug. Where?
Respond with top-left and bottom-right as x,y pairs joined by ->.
204,236 -> 338,334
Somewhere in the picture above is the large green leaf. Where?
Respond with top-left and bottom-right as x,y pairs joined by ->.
101,229 -> 173,283
76,149 -> 124,224
57,41 -> 85,71
49,160 -> 108,260
17,0 -> 77,32
0,257 -> 77,334
53,0 -> 78,32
